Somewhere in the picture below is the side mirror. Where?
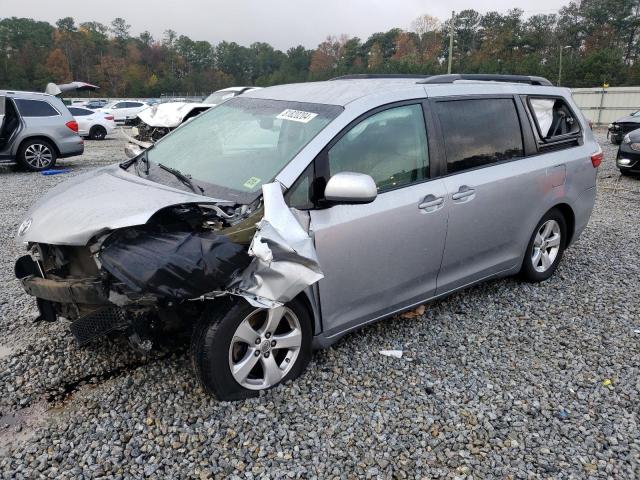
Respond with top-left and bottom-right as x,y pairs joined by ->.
324,172 -> 377,204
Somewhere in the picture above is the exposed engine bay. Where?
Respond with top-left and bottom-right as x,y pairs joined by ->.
15,183 -> 323,350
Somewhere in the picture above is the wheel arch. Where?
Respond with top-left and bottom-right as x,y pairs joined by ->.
293,290 -> 321,336
553,203 -> 576,246
17,135 -> 61,157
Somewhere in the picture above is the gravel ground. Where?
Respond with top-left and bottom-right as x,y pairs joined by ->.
0,129 -> 638,479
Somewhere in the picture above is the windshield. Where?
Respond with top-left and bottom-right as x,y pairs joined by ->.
146,97 -> 343,202
203,91 -> 240,104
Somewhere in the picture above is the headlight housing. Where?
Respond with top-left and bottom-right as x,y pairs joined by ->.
623,134 -> 631,144
630,142 -> 640,151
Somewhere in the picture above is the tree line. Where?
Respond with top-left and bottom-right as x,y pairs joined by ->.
2,1 -> 640,97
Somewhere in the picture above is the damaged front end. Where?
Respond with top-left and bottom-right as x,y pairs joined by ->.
15,182 -> 322,350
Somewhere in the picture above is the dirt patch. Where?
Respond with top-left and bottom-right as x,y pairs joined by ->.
0,401 -> 48,457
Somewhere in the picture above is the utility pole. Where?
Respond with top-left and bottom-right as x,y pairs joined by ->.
558,45 -> 572,87
447,11 -> 455,74
558,46 -> 563,86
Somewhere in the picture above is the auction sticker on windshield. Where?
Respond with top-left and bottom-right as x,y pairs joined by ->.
276,109 -> 318,123
243,176 -> 261,190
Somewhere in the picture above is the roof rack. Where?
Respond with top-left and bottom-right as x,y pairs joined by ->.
417,74 -> 553,86
330,74 -> 431,81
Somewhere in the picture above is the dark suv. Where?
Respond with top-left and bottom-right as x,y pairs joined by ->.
0,90 -> 84,171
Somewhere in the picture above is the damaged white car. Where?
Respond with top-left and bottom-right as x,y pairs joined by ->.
15,75 -> 598,400
125,87 -> 261,158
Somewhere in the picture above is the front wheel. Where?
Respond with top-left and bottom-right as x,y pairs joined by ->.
520,209 -> 567,283
190,297 -> 312,400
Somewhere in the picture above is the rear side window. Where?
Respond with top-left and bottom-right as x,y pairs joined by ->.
435,98 -> 523,174
68,107 -> 92,116
328,104 -> 429,191
527,96 -> 581,148
15,99 -> 59,117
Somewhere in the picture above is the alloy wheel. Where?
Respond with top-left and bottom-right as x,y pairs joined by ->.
531,219 -> 561,273
228,306 -> 302,390
24,144 -> 53,169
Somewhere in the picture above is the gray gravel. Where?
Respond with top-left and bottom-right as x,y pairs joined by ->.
0,130 -> 639,479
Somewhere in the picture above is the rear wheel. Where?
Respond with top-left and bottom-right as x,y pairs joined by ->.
17,139 -> 57,171
89,125 -> 107,140
520,208 -> 567,282
190,297 -> 312,400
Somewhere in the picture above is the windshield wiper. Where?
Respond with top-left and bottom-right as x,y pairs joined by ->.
157,163 -> 204,195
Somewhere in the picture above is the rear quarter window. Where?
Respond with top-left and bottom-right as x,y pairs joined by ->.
526,96 -> 581,150
435,98 -> 524,174
68,107 -> 92,116
15,99 -> 60,117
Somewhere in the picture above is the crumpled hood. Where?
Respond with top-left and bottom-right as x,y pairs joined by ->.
16,164 -> 223,246
137,102 -> 215,128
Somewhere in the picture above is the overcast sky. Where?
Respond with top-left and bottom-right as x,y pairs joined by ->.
0,0 -> 571,50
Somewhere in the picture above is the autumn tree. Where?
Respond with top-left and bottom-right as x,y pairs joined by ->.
45,48 -> 71,82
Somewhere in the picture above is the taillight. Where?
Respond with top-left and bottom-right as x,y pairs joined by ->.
105,115 -> 114,121
591,146 -> 603,168
65,120 -> 79,133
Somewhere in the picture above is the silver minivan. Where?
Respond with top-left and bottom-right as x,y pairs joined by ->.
0,90 -> 84,171
15,74 -> 600,400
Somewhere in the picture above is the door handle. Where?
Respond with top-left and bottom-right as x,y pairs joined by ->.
451,185 -> 476,201
418,194 -> 444,210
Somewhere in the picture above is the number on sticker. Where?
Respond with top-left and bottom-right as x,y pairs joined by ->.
276,109 -> 318,123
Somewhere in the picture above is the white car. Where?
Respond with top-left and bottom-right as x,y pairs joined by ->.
98,100 -> 148,123
68,107 -> 117,140
124,87 -> 262,157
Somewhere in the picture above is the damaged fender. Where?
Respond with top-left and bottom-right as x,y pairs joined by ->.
232,183 -> 324,308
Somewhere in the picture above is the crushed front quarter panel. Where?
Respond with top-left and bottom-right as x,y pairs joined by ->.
232,182 -> 324,308
136,102 -> 213,129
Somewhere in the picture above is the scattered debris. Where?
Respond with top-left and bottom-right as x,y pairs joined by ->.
602,378 -> 613,387
399,304 -> 426,319
379,350 -> 403,359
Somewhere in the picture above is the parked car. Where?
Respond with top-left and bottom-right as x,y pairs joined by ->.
68,106 -> 117,140
607,111 -> 640,144
84,99 -> 108,110
14,74 -> 599,400
0,89 -> 84,171
98,100 -> 148,123
616,130 -> 640,175
202,86 -> 262,105
124,87 -> 262,157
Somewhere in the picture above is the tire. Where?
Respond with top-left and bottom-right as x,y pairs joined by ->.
191,296 -> 312,400
89,125 -> 107,140
17,138 -> 57,171
520,208 -> 567,283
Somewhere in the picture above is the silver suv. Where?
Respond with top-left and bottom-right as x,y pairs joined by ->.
14,74 -> 600,400
0,90 -> 84,171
